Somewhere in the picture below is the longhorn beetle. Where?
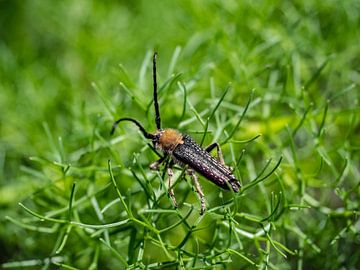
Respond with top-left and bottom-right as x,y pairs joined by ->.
111,53 -> 240,214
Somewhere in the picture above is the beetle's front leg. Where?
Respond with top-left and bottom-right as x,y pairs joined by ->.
149,154 -> 168,170
187,169 -> 206,215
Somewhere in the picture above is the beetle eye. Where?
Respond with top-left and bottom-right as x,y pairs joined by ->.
152,137 -> 158,146
152,133 -> 160,146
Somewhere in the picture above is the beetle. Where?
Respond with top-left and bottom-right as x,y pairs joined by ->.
111,53 -> 240,214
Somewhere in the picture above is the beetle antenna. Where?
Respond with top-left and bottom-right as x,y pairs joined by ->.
153,52 -> 161,130
110,117 -> 155,140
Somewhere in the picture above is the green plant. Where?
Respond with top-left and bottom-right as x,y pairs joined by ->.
1,1 -> 359,269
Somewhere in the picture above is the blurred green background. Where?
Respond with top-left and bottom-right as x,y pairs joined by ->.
1,0 -> 359,269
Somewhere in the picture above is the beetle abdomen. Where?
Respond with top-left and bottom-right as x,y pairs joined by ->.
173,135 -> 240,192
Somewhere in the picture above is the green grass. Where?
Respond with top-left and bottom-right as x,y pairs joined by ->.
1,1 -> 359,269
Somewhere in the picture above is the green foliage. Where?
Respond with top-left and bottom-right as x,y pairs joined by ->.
1,0 -> 359,269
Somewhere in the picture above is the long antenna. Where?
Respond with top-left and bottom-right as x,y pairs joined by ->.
153,52 -> 161,130
110,118 -> 155,140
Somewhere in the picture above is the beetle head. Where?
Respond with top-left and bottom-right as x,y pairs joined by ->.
154,129 -> 183,153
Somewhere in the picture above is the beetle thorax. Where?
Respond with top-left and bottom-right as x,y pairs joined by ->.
155,129 -> 183,153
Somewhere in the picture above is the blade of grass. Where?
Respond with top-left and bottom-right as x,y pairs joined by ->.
178,81 -> 187,122
221,89 -> 254,145
168,46 -> 182,77
242,156 -> 283,193
108,160 -> 131,216
100,238 -> 128,267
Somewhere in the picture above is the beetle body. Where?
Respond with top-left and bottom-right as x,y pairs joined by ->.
111,53 -> 241,214
154,129 -> 240,192
172,134 -> 240,192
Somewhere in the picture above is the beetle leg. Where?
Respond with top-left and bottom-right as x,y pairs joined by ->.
167,167 -> 178,208
187,169 -> 206,215
149,154 -> 167,170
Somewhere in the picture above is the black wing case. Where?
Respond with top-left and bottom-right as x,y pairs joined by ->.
173,135 -> 240,192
